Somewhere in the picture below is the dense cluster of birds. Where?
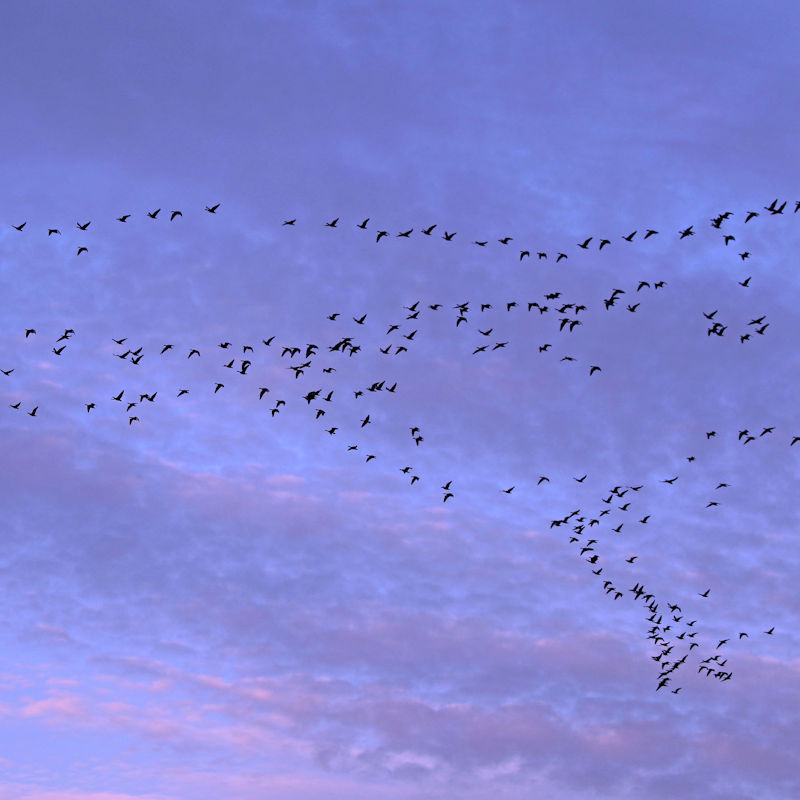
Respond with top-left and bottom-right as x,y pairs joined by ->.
3,197 -> 795,695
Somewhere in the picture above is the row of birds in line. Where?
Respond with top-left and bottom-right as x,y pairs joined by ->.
3,270 -> 771,417
549,472 -> 779,693
0,265 -> 790,450
3,313 -> 796,491
4,196 -> 797,268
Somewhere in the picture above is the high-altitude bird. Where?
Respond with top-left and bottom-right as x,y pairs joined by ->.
765,198 -> 786,215
205,204 -> 220,213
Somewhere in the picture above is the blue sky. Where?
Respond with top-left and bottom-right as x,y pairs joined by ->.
1,3 -> 799,799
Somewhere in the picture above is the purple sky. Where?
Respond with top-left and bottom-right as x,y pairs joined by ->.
1,2 -> 799,798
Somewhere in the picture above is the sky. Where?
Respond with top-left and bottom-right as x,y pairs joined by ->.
1,2 -> 799,798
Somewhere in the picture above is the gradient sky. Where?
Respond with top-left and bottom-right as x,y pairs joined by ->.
1,2 -> 799,799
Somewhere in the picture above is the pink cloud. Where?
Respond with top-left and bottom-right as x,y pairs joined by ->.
20,694 -> 85,720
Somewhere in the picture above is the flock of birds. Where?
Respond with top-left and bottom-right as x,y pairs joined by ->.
3,197 -> 797,695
